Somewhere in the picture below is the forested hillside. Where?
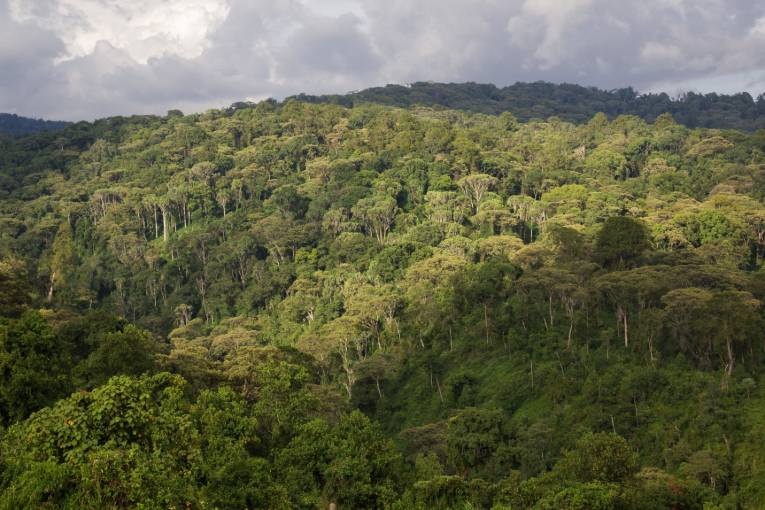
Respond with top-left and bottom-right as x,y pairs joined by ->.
292,81 -> 765,130
0,113 -> 69,136
2,100 -> 765,508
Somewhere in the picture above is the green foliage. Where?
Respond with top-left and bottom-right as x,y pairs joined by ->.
0,373 -> 197,508
73,324 -> 160,388
0,312 -> 164,425
596,217 -> 649,267
0,258 -> 31,317
447,408 -> 507,474
556,432 -> 638,483
0,311 -> 71,424
534,482 -> 623,510
276,411 -> 401,509
2,98 -> 765,508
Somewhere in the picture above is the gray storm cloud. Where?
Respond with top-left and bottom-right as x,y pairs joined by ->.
2,0 -> 765,120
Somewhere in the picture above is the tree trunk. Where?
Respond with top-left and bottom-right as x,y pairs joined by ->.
484,303 -> 490,345
161,206 -> 169,242
567,319 -> 574,350
726,339 -> 734,376
633,396 -> 639,425
435,376 -> 444,403
530,358 -> 534,390
47,272 -> 55,303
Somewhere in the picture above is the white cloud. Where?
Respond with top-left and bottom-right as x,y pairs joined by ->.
753,16 -> 765,35
9,0 -> 230,63
508,0 -> 595,69
640,42 -> 684,68
2,0 -> 765,120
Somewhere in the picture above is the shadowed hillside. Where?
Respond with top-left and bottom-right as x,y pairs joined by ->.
290,81 -> 765,130
0,113 -> 69,136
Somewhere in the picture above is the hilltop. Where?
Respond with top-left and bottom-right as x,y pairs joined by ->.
290,81 -> 765,130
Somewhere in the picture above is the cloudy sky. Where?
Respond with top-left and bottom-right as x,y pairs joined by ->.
3,0 -> 765,121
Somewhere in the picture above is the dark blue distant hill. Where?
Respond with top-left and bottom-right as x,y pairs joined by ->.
0,113 -> 70,136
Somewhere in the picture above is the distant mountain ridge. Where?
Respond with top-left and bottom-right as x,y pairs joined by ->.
0,113 -> 70,136
289,81 -> 765,131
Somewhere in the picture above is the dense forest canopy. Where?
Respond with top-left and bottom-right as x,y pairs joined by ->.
2,99 -> 765,508
291,81 -> 765,131
0,114 -> 70,136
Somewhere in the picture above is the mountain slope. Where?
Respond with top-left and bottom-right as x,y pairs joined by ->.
1,100 -> 765,508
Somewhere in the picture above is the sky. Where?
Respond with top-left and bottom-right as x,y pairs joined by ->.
2,0 -> 765,121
